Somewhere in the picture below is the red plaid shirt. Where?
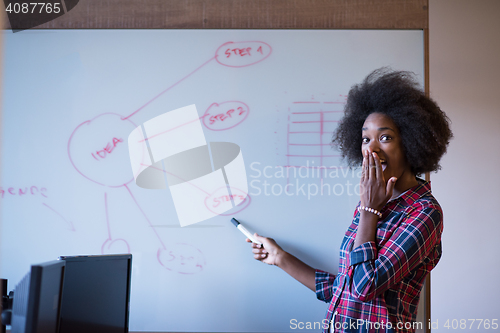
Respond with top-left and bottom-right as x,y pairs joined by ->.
315,180 -> 443,332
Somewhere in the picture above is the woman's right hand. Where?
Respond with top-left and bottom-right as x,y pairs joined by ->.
247,233 -> 317,292
246,233 -> 285,266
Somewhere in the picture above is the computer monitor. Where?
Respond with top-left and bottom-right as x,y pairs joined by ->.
9,260 -> 65,333
58,254 -> 132,333
3,254 -> 132,333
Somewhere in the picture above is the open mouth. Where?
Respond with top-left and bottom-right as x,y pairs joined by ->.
380,159 -> 387,171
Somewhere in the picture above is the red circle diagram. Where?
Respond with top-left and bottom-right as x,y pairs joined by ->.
101,238 -> 131,255
68,113 -> 138,188
215,41 -> 272,68
204,186 -> 251,216
202,101 -> 250,131
157,243 -> 206,274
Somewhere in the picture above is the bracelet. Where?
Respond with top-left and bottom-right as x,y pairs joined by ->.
358,205 -> 382,218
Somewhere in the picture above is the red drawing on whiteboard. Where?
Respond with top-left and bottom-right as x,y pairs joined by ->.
68,113 -> 137,188
1,185 -> 75,230
91,137 -> 124,160
216,41 -> 272,67
140,161 -> 251,220
67,113 -> 209,272
158,243 -> 206,274
204,186 -> 251,216
66,40 -> 269,272
142,165 -> 252,217
283,96 -> 348,185
122,57 -> 217,120
101,192 -> 130,254
0,185 -> 48,198
138,114 -> 208,144
202,101 -> 249,131
42,202 -> 75,231
122,40 -> 271,120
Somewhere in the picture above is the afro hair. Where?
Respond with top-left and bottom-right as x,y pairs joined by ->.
332,68 -> 453,176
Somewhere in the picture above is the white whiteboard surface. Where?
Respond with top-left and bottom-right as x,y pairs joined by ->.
1,30 -> 423,332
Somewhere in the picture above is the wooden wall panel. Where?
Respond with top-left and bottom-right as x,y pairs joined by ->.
3,0 -> 428,30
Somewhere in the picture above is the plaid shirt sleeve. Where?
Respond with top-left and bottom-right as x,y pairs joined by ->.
348,200 -> 442,302
315,269 -> 337,302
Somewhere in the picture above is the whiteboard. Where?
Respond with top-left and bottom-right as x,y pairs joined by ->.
1,30 -> 424,332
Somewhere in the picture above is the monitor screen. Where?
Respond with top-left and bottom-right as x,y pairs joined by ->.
10,260 -> 65,333
58,254 -> 132,333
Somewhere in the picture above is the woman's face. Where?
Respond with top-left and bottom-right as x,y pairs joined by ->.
361,112 -> 412,184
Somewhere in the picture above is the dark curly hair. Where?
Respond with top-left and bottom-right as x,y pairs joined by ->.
332,68 -> 453,176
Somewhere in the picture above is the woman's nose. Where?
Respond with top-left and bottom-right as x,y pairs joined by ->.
367,140 -> 380,152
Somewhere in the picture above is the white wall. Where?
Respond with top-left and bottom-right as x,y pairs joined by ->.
429,0 -> 500,329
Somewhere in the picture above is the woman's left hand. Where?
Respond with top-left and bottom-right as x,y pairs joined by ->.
360,150 -> 397,211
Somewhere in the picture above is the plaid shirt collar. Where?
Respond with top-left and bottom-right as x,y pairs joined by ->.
386,178 -> 431,208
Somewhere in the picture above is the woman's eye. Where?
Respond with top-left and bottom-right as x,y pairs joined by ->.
362,137 -> 369,144
381,135 -> 391,141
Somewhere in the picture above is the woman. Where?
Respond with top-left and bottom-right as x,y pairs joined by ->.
247,68 -> 453,332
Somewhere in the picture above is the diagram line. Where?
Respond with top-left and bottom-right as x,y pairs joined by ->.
124,184 -> 167,250
122,56 -> 217,120
141,163 -> 211,195
138,114 -> 208,143
289,131 -> 323,134
292,120 -> 338,123
42,202 -> 75,231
